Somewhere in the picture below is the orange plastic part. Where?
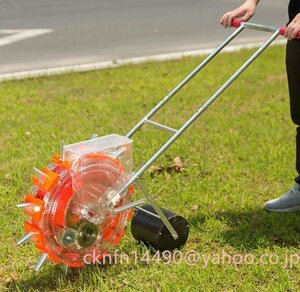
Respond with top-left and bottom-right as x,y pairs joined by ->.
22,152 -> 134,268
32,168 -> 59,191
24,222 -> 61,263
24,194 -> 44,222
52,154 -> 70,169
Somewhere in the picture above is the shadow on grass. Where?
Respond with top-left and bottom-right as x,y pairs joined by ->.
188,208 -> 300,250
8,210 -> 300,290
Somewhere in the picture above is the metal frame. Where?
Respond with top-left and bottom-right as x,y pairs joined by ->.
16,21 -> 284,273
109,21 -> 281,239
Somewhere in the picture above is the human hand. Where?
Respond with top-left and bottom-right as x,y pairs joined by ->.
220,0 -> 257,28
285,13 -> 300,40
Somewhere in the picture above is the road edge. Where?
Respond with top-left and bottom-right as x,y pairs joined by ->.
0,39 -> 286,82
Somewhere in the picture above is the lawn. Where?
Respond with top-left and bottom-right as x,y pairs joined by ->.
1,44 -> 300,291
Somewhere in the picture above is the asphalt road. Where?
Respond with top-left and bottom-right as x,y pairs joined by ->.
0,0 -> 287,75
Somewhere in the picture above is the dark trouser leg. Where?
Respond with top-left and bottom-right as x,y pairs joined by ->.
286,40 -> 300,184
296,127 -> 300,183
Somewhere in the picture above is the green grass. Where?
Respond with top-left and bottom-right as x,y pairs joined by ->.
1,45 -> 300,291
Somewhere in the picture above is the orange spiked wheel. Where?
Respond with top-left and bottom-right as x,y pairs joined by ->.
19,153 -> 133,269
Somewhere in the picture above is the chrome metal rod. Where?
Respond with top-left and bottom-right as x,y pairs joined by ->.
136,179 -> 178,239
16,202 -> 34,208
134,206 -> 161,219
17,231 -> 37,245
113,199 -> 146,213
126,26 -> 244,138
111,30 -> 279,201
243,22 -> 278,33
35,253 -> 48,272
144,119 -> 177,134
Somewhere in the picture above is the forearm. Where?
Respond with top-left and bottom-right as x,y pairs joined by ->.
246,0 -> 260,5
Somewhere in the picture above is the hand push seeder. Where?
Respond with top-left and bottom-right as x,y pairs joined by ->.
16,20 -> 300,272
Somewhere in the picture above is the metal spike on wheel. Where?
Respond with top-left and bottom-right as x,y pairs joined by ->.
35,253 -> 48,272
16,203 -> 34,208
17,231 -> 37,245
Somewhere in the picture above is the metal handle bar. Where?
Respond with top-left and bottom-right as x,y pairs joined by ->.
110,21 -> 281,207
231,19 -> 300,39
108,20 -> 284,238
109,22 -> 281,239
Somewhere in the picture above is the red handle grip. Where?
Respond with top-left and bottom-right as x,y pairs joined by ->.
279,27 -> 300,39
231,19 -> 242,28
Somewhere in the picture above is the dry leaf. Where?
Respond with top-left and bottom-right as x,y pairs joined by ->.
147,165 -> 164,177
148,156 -> 185,178
168,156 -> 184,173
174,156 -> 183,167
191,204 -> 199,212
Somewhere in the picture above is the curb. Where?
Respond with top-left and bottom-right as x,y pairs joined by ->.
0,40 -> 286,82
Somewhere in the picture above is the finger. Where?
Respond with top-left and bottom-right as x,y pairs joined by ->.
284,25 -> 293,39
220,13 -> 230,27
285,20 -> 296,38
224,13 -> 232,28
227,12 -> 239,27
288,26 -> 296,40
227,17 -> 234,27
288,29 -> 294,41
227,9 -> 246,27
291,24 -> 300,39
241,11 -> 254,22
220,17 -> 224,25
220,13 -> 228,26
